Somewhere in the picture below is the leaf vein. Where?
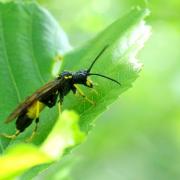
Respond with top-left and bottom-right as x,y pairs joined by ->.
30,7 -> 45,84
0,13 -> 22,102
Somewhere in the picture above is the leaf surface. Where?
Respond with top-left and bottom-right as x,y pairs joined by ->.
61,7 -> 151,133
0,1 -> 151,179
0,0 -> 71,149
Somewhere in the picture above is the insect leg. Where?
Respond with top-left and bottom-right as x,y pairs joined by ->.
0,130 -> 20,139
25,118 -> 39,142
73,84 -> 95,105
25,101 -> 40,142
58,102 -> 62,114
57,91 -> 63,113
87,81 -> 98,95
25,100 -> 41,142
29,101 -> 40,140
0,113 -> 34,140
90,88 -> 99,95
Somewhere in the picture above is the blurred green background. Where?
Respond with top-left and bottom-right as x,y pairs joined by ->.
38,0 -> 180,179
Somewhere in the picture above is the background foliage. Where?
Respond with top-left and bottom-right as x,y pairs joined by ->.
0,0 -> 179,179
36,0 -> 180,180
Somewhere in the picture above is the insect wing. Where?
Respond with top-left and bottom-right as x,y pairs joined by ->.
5,80 -> 60,123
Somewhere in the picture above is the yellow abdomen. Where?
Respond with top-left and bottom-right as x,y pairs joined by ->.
26,101 -> 45,119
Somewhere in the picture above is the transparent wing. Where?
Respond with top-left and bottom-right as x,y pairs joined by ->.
5,79 -> 60,123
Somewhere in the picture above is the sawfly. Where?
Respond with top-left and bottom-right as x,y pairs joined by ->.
0,45 -> 121,141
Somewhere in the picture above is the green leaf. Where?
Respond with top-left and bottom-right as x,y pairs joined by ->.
22,6 -> 151,180
0,144 -> 51,180
0,0 -> 71,149
0,0 -> 151,178
41,110 -> 85,159
0,110 -> 84,179
61,7 -> 151,133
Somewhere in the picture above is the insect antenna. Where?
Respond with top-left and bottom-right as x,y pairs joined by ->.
88,73 -> 121,86
87,45 -> 121,86
87,45 -> 109,73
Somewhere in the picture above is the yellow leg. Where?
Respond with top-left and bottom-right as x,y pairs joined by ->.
25,119 -> 39,143
58,102 -> 62,114
26,101 -> 40,142
90,88 -> 99,95
74,84 -> 95,105
0,130 -> 20,140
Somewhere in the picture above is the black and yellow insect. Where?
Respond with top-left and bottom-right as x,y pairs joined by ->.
0,46 -> 120,140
